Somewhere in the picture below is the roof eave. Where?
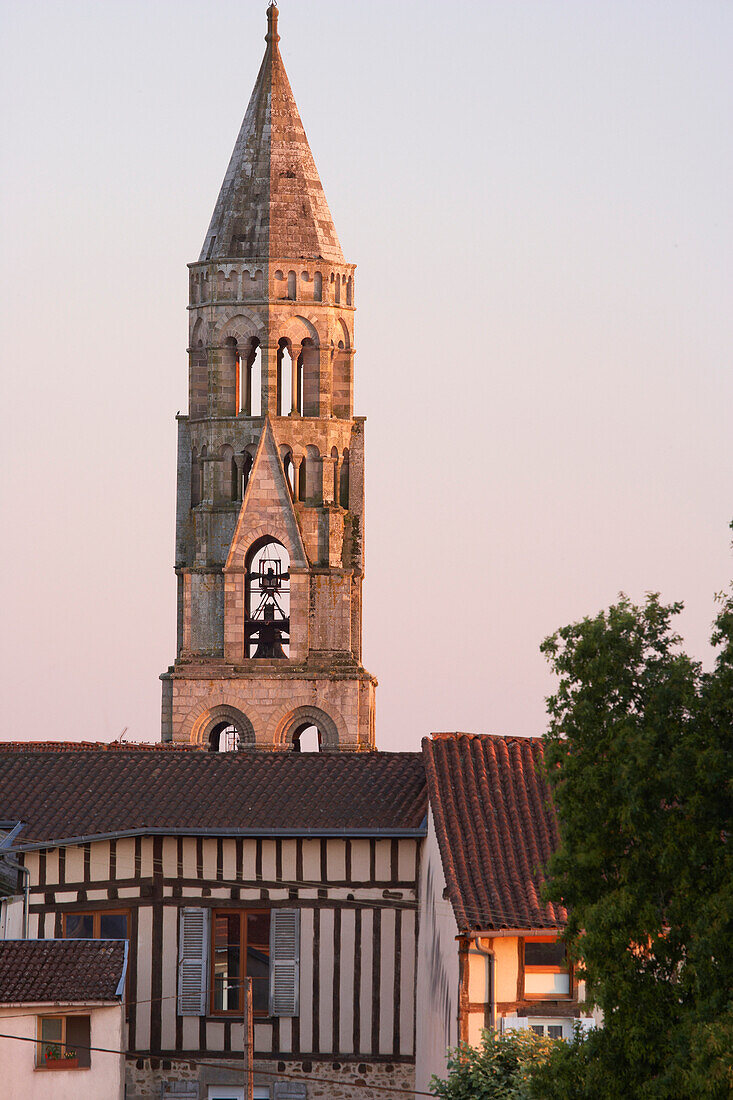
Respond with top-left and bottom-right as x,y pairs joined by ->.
15,823 -> 428,851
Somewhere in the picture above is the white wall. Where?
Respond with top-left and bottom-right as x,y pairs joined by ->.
0,1002 -> 124,1100
0,897 -> 24,939
415,809 -> 460,1094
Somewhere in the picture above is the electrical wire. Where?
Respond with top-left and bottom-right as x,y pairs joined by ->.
0,1029 -> 438,1096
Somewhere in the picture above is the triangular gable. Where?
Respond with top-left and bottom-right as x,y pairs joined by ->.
225,418 -> 308,572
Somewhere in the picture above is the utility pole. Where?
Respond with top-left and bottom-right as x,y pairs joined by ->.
243,976 -> 254,1100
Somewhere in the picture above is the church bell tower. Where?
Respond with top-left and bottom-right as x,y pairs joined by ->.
161,4 -> 376,752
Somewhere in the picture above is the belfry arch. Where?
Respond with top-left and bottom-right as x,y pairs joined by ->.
276,706 -> 342,752
190,705 -> 256,751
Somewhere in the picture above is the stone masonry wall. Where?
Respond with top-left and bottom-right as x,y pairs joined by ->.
126,1057 -> 415,1100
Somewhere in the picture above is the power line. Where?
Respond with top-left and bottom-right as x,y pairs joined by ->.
0,1029 -> 438,1097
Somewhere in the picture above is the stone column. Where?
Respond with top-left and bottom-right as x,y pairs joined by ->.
318,344 -> 333,418
260,342 -> 278,416
293,456 -> 304,501
241,354 -> 251,415
323,454 -> 337,504
233,454 -> 246,500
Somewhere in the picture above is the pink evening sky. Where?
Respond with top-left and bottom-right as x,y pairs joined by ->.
1,0 -> 732,750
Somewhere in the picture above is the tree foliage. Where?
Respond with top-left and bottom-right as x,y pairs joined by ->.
538,569 -> 733,1098
430,1029 -> 557,1100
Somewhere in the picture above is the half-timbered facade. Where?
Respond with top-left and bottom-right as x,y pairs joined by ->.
0,743 -> 426,1098
0,743 -> 424,1095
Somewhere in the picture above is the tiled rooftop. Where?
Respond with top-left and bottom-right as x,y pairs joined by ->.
0,743 -> 427,843
422,733 -> 566,932
0,939 -> 126,1003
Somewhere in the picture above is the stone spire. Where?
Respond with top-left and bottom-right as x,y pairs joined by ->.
200,4 -> 344,264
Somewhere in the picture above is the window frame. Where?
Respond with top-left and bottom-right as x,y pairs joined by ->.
35,1013 -> 91,1070
522,935 -> 572,1000
62,909 -> 130,940
210,908 -> 271,1018
62,909 -> 131,1010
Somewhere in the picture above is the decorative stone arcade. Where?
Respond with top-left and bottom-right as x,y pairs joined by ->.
161,4 -> 376,752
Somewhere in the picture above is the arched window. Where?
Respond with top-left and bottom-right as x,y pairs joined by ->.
203,708 -> 256,751
277,338 -> 294,416
314,271 -> 322,302
287,270 -> 297,300
299,337 -> 319,416
191,448 -> 201,507
334,273 -> 341,305
281,706 -> 339,751
331,446 -> 339,502
332,340 -> 351,419
220,444 -> 236,501
304,444 -> 321,502
339,448 -> 349,508
346,276 -> 353,306
240,449 -> 254,498
245,537 -> 290,658
282,448 -> 295,495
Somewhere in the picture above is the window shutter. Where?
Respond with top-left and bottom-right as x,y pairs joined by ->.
178,907 -> 210,1016
269,908 -> 300,1016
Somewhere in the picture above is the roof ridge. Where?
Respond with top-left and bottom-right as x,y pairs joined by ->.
0,741 -> 197,752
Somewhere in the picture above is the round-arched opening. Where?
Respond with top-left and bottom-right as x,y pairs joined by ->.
292,723 -> 320,753
245,536 -> 290,658
209,721 -> 241,752
278,706 -> 340,752
196,706 -> 256,752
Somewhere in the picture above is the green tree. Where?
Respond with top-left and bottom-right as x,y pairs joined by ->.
537,572 -> 733,1099
430,1028 -> 557,1100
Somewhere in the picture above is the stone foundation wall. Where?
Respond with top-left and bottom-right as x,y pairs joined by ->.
126,1057 -> 415,1100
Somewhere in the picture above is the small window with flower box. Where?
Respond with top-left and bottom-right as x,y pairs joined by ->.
36,1014 -> 90,1069
523,936 -> 571,998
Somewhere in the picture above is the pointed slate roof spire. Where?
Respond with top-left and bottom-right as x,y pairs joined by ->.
200,4 -> 344,264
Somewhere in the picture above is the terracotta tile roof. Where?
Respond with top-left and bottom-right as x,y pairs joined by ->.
0,939 -> 126,1003
0,744 -> 426,844
422,733 -> 565,932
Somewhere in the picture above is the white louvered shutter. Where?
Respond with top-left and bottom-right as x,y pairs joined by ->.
178,907 -> 210,1016
269,908 -> 300,1016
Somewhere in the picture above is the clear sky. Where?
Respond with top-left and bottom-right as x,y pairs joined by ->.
1,0 -> 732,751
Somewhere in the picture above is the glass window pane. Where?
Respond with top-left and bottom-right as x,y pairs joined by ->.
548,1025 -> 564,1040
66,1015 -> 91,1067
64,914 -> 94,938
247,912 -> 270,946
214,914 -> 241,948
100,914 -> 128,940
252,978 -> 269,1014
524,971 -> 571,996
530,1024 -> 544,1035
41,1018 -> 62,1043
246,945 -> 270,981
525,941 -> 567,968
